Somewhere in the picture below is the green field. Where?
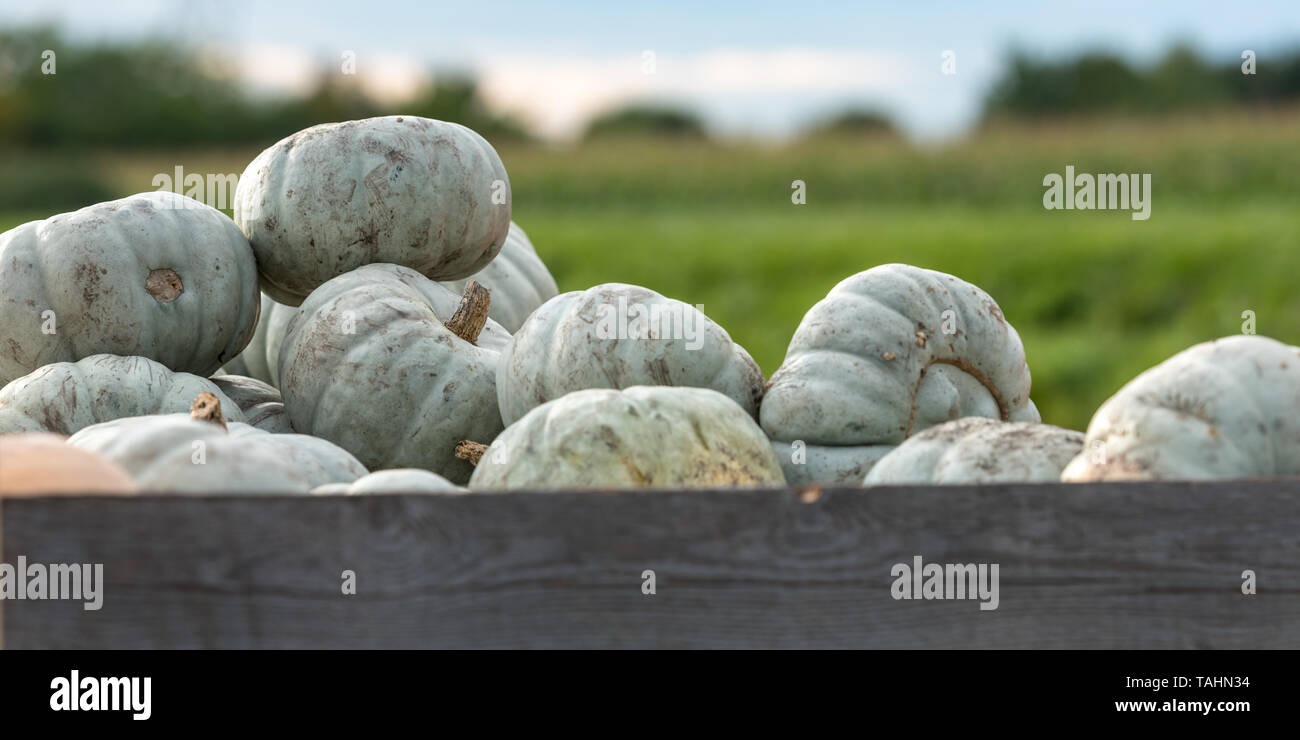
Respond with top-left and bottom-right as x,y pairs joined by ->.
3,108 -> 1297,432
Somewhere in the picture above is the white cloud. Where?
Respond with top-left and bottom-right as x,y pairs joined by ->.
356,54 -> 430,104
475,47 -> 913,140
218,42 -> 970,141
232,43 -> 318,98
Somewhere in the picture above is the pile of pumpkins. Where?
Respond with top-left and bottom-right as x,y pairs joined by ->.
2,115 -> 1298,496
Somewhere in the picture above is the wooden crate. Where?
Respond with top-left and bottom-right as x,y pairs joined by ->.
2,480 -> 1297,648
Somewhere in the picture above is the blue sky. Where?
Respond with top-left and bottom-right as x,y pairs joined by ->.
3,0 -> 1298,139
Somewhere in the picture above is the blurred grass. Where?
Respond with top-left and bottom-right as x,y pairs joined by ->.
2,106 -> 1297,432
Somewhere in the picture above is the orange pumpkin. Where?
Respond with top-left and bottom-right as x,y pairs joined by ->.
0,433 -> 135,496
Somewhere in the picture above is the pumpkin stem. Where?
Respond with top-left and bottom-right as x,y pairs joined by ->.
190,392 -> 228,431
444,280 -> 491,344
454,440 -> 488,466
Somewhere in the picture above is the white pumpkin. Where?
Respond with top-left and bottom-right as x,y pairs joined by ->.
1062,335 -> 1300,481
218,294 -> 295,387
311,468 -> 465,495
0,355 -> 245,435
68,412 -> 368,493
441,221 -> 558,333
496,283 -> 765,426
210,373 -> 292,432
209,374 -> 280,410
242,401 -> 294,433
0,191 -> 260,385
234,115 -> 511,305
278,263 -> 510,483
865,417 -> 1084,485
762,264 -> 1038,445
225,223 -> 553,388
769,441 -> 894,486
469,386 -> 786,491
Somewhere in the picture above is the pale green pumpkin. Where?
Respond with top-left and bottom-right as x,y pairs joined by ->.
865,417 -> 1084,485
209,374 -> 280,410
234,115 -> 511,305
0,191 -> 260,385
0,355 -> 245,435
769,441 -> 895,486
470,386 -> 786,491
210,373 -> 293,432
1062,335 -> 1300,481
496,283 -> 765,426
225,222 -> 554,390
762,264 -> 1039,447
68,412 -> 367,493
278,263 -> 510,483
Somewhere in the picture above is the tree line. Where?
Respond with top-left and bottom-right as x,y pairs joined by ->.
1,26 -> 1297,147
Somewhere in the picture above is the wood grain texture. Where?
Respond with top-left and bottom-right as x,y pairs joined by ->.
3,481 -> 1298,648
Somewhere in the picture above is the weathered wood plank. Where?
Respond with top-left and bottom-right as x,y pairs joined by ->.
3,481 -> 1298,648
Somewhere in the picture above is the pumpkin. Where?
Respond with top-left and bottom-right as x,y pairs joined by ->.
242,401 -> 294,433
209,374 -> 280,410
496,283 -> 765,426
0,354 -> 246,435
0,432 -> 135,496
1061,335 -> 1300,481
865,417 -> 1084,485
68,395 -> 367,493
760,264 -> 1040,485
210,373 -> 292,432
233,115 -> 511,305
468,386 -> 786,491
225,224 -> 551,389
0,191 -> 260,385
278,264 -> 509,483
770,441 -> 894,486
762,264 -> 1038,446
311,468 -> 465,495
441,221 -> 559,333
218,294 -> 295,387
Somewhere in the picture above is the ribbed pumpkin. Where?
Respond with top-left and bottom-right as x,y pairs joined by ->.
0,432 -> 135,496
234,115 -> 511,305
0,355 -> 245,435
762,264 -> 1039,445
469,386 -> 786,491
769,441 -> 894,486
209,374 -> 280,410
865,417 -> 1084,485
210,373 -> 292,432
496,283 -> 765,426
68,395 -> 367,493
0,191 -> 260,385
1062,335 -> 1300,481
278,264 -> 509,482
760,264 -> 1039,485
